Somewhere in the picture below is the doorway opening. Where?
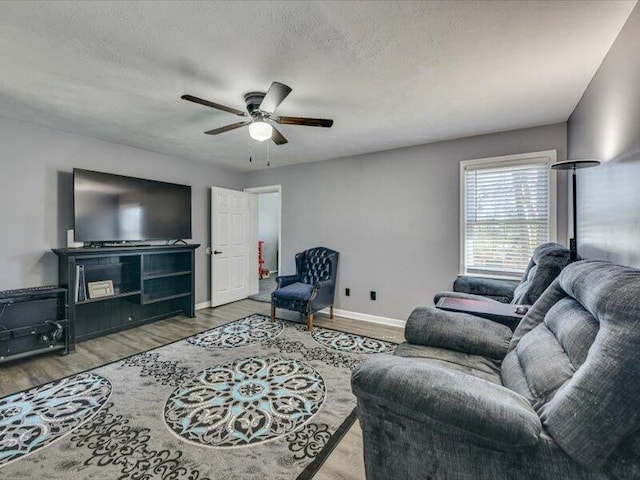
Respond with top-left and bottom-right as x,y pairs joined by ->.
245,185 -> 281,303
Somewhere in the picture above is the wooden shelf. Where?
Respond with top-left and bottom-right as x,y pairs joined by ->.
143,270 -> 191,281
76,290 -> 141,305
142,292 -> 191,305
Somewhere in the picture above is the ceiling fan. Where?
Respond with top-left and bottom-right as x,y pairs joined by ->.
181,81 -> 334,145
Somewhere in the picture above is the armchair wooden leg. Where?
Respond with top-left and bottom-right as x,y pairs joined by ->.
271,303 -> 276,322
307,312 -> 314,331
330,304 -> 334,319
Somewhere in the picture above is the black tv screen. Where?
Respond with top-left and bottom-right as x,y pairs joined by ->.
73,169 -> 192,242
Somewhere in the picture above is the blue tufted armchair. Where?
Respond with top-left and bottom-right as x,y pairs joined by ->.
271,247 -> 339,330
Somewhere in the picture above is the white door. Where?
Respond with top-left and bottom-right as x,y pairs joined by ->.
211,187 -> 258,307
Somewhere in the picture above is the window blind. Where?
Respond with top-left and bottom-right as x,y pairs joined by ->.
464,161 -> 550,276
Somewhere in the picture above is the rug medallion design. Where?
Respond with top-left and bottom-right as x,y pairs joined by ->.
187,313 -> 284,349
0,314 -> 396,480
312,327 -> 396,354
0,372 -> 112,467
164,356 -> 326,447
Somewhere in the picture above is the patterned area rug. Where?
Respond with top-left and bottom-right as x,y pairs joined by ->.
0,314 -> 396,480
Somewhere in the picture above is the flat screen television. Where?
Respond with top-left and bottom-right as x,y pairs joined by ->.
73,169 -> 192,243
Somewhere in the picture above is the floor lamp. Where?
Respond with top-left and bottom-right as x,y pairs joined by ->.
550,159 -> 600,262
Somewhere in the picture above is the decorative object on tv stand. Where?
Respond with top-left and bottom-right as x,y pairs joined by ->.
87,280 -> 114,299
66,230 -> 83,248
550,159 -> 600,261
75,265 -> 87,302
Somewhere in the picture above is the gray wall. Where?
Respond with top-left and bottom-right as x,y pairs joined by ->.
0,114 -> 569,319
0,116 -> 244,303
258,192 -> 280,272
246,123 -> 568,320
567,4 -> 640,267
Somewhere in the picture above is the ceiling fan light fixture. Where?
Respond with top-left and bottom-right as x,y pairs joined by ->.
248,120 -> 273,142
182,81 -> 332,146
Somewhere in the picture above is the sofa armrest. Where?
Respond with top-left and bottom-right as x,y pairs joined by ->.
352,355 -> 541,450
405,306 -> 512,359
313,278 -> 334,291
453,276 -> 519,301
276,274 -> 299,288
310,279 -> 335,306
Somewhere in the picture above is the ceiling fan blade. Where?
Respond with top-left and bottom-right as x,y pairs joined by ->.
204,121 -> 250,135
270,125 -> 288,145
182,94 -> 248,117
259,82 -> 292,113
275,116 -> 334,128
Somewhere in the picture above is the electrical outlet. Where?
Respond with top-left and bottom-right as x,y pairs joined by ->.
345,288 -> 350,296
370,291 -> 377,301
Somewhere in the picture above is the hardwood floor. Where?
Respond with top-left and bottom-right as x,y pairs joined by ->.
0,299 -> 405,480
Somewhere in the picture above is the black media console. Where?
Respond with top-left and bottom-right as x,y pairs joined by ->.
53,244 -> 199,342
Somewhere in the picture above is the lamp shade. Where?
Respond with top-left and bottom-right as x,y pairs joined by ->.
248,121 -> 273,142
550,159 -> 601,170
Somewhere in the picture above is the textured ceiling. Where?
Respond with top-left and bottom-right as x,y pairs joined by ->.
0,1 -> 636,171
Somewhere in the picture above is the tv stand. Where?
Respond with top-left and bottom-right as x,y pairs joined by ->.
53,244 -> 199,342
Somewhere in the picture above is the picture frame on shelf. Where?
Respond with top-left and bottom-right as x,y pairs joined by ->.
87,280 -> 114,299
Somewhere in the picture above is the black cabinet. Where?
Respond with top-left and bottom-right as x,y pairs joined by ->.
0,287 -> 71,362
53,244 -> 199,342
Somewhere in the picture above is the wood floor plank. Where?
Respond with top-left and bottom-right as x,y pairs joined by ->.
314,423 -> 367,480
0,299 -> 405,479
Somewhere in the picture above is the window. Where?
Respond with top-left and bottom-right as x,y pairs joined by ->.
460,151 -> 557,279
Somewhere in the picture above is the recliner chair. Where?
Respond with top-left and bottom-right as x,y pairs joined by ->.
434,242 -> 571,305
352,260 -> 640,480
271,246 -> 339,330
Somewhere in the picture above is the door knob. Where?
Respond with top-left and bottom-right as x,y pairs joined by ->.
213,250 -> 223,255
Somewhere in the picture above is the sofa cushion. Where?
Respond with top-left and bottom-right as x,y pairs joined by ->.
512,242 -> 571,305
273,282 -> 314,301
511,322 -> 576,409
502,261 -> 640,470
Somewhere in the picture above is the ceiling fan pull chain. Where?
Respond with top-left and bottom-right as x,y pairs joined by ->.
267,139 -> 271,167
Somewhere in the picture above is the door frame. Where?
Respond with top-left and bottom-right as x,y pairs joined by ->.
244,185 -> 282,275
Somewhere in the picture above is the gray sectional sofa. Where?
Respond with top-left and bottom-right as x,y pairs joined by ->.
435,242 -> 572,305
352,260 -> 640,480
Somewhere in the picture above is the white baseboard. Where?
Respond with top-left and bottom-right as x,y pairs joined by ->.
319,307 -> 405,328
198,299 -> 404,329
195,301 -> 211,310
